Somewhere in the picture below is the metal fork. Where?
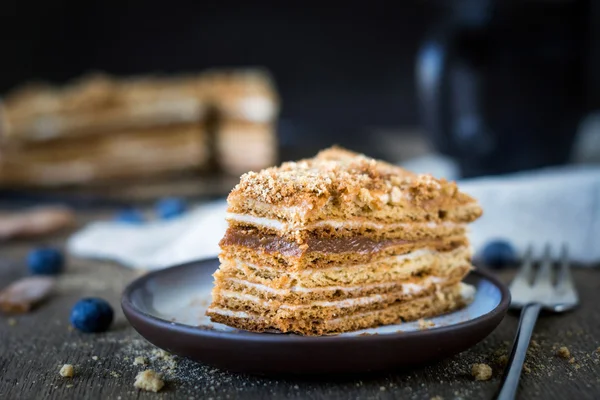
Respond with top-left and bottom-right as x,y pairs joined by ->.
496,244 -> 579,400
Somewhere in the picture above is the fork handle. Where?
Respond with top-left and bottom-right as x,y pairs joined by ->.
496,303 -> 542,400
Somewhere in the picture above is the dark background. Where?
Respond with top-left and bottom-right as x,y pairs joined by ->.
0,1 -> 433,142
1,0 -> 599,171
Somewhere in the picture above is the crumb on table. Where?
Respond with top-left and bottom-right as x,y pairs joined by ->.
59,364 -> 74,378
134,370 -> 164,392
133,356 -> 148,366
557,346 -> 571,359
471,363 -> 493,381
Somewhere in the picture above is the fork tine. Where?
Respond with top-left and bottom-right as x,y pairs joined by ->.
509,245 -> 534,290
533,243 -> 554,286
556,244 -> 575,291
516,245 -> 534,280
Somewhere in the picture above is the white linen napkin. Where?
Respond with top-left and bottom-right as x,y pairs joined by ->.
68,201 -> 228,270
67,166 -> 600,269
461,166 -> 600,264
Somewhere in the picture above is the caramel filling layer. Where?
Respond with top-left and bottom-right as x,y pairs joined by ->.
220,228 -> 450,257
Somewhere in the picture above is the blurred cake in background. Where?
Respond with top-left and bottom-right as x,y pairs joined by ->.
203,69 -> 279,175
0,69 -> 279,187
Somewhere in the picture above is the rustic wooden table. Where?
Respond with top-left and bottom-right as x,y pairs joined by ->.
1,208 -> 599,400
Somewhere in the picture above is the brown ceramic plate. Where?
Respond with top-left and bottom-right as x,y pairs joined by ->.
122,258 -> 509,375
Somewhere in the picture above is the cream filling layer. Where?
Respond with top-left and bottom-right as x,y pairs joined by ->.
206,308 -> 251,319
226,212 -> 464,232
226,276 -> 445,296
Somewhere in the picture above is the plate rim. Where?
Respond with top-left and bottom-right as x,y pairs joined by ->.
121,258 -> 511,343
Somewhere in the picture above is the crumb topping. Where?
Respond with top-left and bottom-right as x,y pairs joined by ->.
229,146 -> 476,211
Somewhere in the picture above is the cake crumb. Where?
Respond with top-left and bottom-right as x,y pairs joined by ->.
59,364 -> 74,378
530,340 -> 540,348
523,364 -> 531,374
380,386 -> 386,391
134,370 -> 164,392
66,384 -> 73,388
471,363 -> 492,381
431,396 -> 443,400
498,355 -> 509,366
110,371 -> 120,378
557,346 -> 571,359
151,348 -> 171,360
7,318 -> 17,326
569,357 -> 576,364
91,356 -> 99,361
133,356 -> 148,366
418,319 -> 435,329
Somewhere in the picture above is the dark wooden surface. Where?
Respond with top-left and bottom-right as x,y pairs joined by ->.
1,210 -> 600,400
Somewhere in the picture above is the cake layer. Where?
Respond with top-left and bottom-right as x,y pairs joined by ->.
210,270 -> 464,320
220,228 -> 468,270
216,246 -> 472,289
2,73 -> 207,142
213,266 -> 469,304
207,282 -> 473,335
226,212 -> 467,240
225,147 -> 482,230
0,124 -> 209,187
227,198 -> 480,228
221,226 -> 468,257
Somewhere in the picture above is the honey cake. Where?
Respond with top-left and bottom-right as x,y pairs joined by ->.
206,146 -> 482,335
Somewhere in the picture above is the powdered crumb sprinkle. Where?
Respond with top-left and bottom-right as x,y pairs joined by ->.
133,356 -> 148,366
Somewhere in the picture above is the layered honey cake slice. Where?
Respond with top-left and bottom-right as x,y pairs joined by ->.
207,146 -> 482,335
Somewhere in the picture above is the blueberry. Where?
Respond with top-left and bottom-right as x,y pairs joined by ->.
155,197 -> 187,220
482,239 -> 517,268
114,208 -> 145,224
27,247 -> 64,275
70,298 -> 114,333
